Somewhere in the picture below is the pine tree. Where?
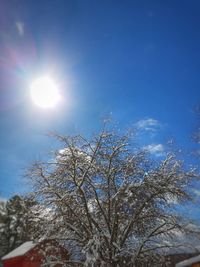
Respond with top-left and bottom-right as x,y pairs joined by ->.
0,195 -> 41,257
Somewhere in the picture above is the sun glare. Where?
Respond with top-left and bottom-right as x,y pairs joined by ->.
30,76 -> 61,108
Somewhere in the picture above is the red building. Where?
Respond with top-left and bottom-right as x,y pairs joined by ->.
1,240 -> 69,267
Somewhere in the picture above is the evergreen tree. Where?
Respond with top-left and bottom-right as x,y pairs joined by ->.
0,195 -> 41,257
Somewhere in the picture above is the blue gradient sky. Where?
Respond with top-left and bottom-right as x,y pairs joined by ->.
0,0 -> 200,198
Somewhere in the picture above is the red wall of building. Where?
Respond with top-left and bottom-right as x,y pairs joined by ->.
22,259 -> 40,267
2,240 -> 69,267
3,256 -> 24,267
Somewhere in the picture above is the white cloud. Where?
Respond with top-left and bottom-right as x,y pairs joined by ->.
165,194 -> 178,204
134,118 -> 161,132
143,143 -> 164,157
57,148 -> 91,163
15,21 -> 24,36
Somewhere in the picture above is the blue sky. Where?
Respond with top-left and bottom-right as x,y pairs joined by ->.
0,0 -> 200,198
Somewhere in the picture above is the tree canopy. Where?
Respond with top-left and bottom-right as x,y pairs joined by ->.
27,125 -> 199,267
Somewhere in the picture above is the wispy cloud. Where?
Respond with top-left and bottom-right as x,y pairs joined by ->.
134,118 -> 161,132
15,21 -> 24,36
143,143 -> 164,157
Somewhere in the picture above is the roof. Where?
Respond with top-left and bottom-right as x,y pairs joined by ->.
176,254 -> 200,267
2,241 -> 36,260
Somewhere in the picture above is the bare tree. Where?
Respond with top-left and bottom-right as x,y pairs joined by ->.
27,124 -> 198,267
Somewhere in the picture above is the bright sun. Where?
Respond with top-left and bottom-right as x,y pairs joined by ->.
30,76 -> 61,108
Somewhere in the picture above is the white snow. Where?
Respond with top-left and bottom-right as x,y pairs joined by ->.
176,254 -> 200,267
2,241 -> 36,260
